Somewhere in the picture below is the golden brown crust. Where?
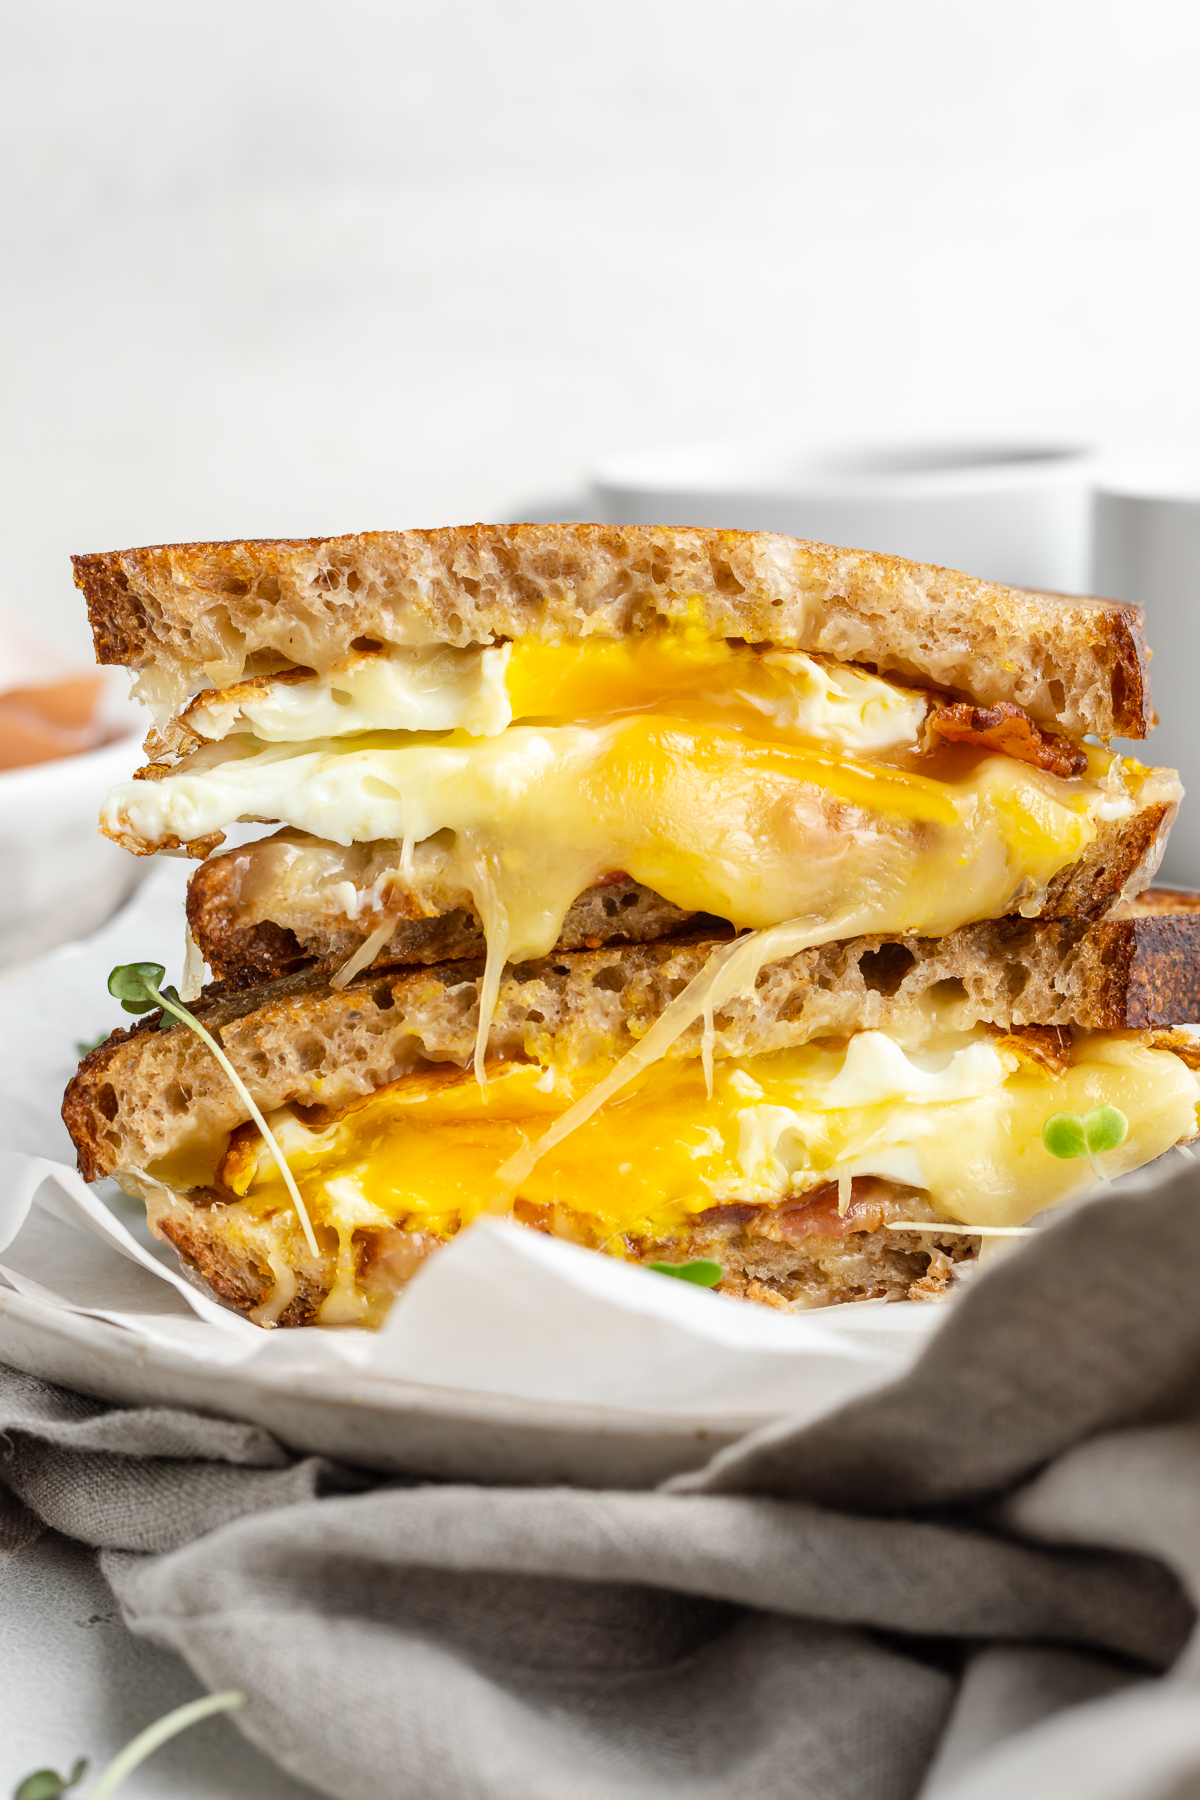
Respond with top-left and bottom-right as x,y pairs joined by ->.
151,1202 -> 326,1326
73,523 -> 1153,736
1092,919 -> 1200,1032
1039,803 -> 1174,921
1121,887 -> 1200,917
62,895 -> 1200,1187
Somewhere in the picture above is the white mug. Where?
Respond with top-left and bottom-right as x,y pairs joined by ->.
591,439 -> 1094,593
0,731 -> 146,970
1093,465 -> 1200,888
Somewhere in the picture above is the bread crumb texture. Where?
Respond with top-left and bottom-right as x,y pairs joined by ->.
73,522 -> 1152,736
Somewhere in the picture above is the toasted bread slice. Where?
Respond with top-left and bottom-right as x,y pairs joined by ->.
73,523 -> 1152,737
65,898 -> 1200,1188
186,838 -> 706,986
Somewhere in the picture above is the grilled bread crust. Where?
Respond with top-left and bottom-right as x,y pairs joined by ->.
73,522 -> 1152,737
187,850 -> 705,987
1116,886 -> 1200,915
64,897 -> 1200,1187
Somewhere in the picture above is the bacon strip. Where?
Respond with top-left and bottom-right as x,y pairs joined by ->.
748,1177 -> 922,1243
927,700 -> 1087,777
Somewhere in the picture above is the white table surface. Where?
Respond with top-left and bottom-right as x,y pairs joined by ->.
0,1529 -> 316,1798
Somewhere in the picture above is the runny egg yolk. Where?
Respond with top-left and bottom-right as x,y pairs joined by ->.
203,1028 -> 1199,1258
501,633 -> 929,749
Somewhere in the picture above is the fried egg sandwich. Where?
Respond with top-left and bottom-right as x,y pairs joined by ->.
63,523 -> 1200,1324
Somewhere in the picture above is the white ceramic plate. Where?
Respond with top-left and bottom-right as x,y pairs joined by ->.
0,1284 -> 752,1488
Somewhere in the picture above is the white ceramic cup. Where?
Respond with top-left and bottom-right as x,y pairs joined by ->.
1093,464 -> 1200,889
0,730 -> 146,972
591,439 -> 1094,592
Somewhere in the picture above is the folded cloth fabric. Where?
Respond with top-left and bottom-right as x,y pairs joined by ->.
6,1162 -> 1200,1800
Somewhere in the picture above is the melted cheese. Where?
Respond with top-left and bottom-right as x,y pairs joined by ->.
197,1030 -> 1200,1279
171,634 -> 930,752
106,720 -> 1127,951
105,706 -> 1149,1086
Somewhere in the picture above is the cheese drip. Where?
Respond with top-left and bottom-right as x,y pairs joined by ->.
200,1029 -> 1200,1265
105,723 -> 1132,948
104,717 -> 1153,1096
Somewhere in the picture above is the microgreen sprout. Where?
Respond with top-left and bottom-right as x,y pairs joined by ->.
13,1692 -> 246,1800
14,1760 -> 87,1800
73,1033 -> 108,1059
647,1258 -> 724,1287
107,962 -> 318,1257
90,1692 -> 246,1800
1041,1104 -> 1129,1182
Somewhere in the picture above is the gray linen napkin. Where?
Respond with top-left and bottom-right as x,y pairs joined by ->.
7,1160 -> 1200,1800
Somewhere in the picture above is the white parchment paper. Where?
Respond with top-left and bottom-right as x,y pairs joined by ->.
0,869 -> 947,1420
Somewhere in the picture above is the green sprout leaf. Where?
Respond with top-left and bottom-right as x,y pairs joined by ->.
107,962 -> 167,1014
14,1762 -> 87,1800
105,961 -> 319,1259
1083,1105 -> 1129,1155
73,1033 -> 108,1059
1041,1111 -> 1089,1161
647,1259 -> 724,1287
1042,1105 -> 1129,1181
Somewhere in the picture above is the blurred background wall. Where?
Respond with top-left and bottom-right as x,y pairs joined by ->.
2,0 -> 1199,656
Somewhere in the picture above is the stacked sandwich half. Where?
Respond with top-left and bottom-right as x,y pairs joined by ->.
63,524 -> 1200,1325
